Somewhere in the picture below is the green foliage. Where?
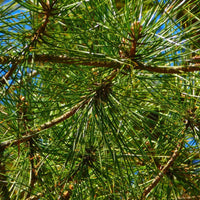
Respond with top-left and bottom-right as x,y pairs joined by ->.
0,0 -> 200,199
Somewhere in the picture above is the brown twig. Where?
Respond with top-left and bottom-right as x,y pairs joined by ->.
30,4 -> 50,45
0,98 -> 91,149
0,1 -> 52,86
25,192 -> 43,200
0,62 -> 19,85
0,147 -> 10,199
177,195 -> 200,200
26,139 -> 38,199
1,55 -> 200,76
141,140 -> 183,199
17,96 -> 38,198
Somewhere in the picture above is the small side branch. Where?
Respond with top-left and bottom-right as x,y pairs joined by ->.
177,195 -> 200,200
26,139 -> 38,199
0,1 -> 52,86
0,98 -> 91,149
0,62 -> 18,85
136,62 -> 200,74
25,192 -> 43,200
0,147 -> 10,199
141,140 -> 183,199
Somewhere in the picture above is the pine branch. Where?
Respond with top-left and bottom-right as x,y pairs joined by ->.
30,1 -> 51,44
0,98 -> 91,149
0,55 -> 200,79
141,139 -> 183,199
0,1 -> 53,86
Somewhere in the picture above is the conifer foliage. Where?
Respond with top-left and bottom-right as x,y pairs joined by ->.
0,0 -> 200,199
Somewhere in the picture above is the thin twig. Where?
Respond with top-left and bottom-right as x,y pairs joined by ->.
0,98 -> 91,149
141,140 -> 183,199
26,139 -> 37,199
0,147 -> 10,199
177,195 -> 200,200
0,62 -> 19,85
25,192 -> 43,200
0,2 -> 52,86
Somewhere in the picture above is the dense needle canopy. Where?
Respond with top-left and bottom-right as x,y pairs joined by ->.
0,0 -> 200,199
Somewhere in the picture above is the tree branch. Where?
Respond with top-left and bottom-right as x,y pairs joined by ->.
0,98 -> 91,149
0,61 -> 19,85
177,195 -> 200,200
32,55 -> 200,73
1,55 -> 200,77
141,140 -> 183,199
0,2 -> 52,86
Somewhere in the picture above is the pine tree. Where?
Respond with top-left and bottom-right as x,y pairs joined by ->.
0,0 -> 199,199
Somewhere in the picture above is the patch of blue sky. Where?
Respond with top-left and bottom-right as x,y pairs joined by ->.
145,8 -> 186,68
0,2 -> 33,88
185,137 -> 198,148
0,66 -> 7,77
184,138 -> 199,172
149,2 -> 199,165
0,1 -> 32,33
155,15 -> 165,34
